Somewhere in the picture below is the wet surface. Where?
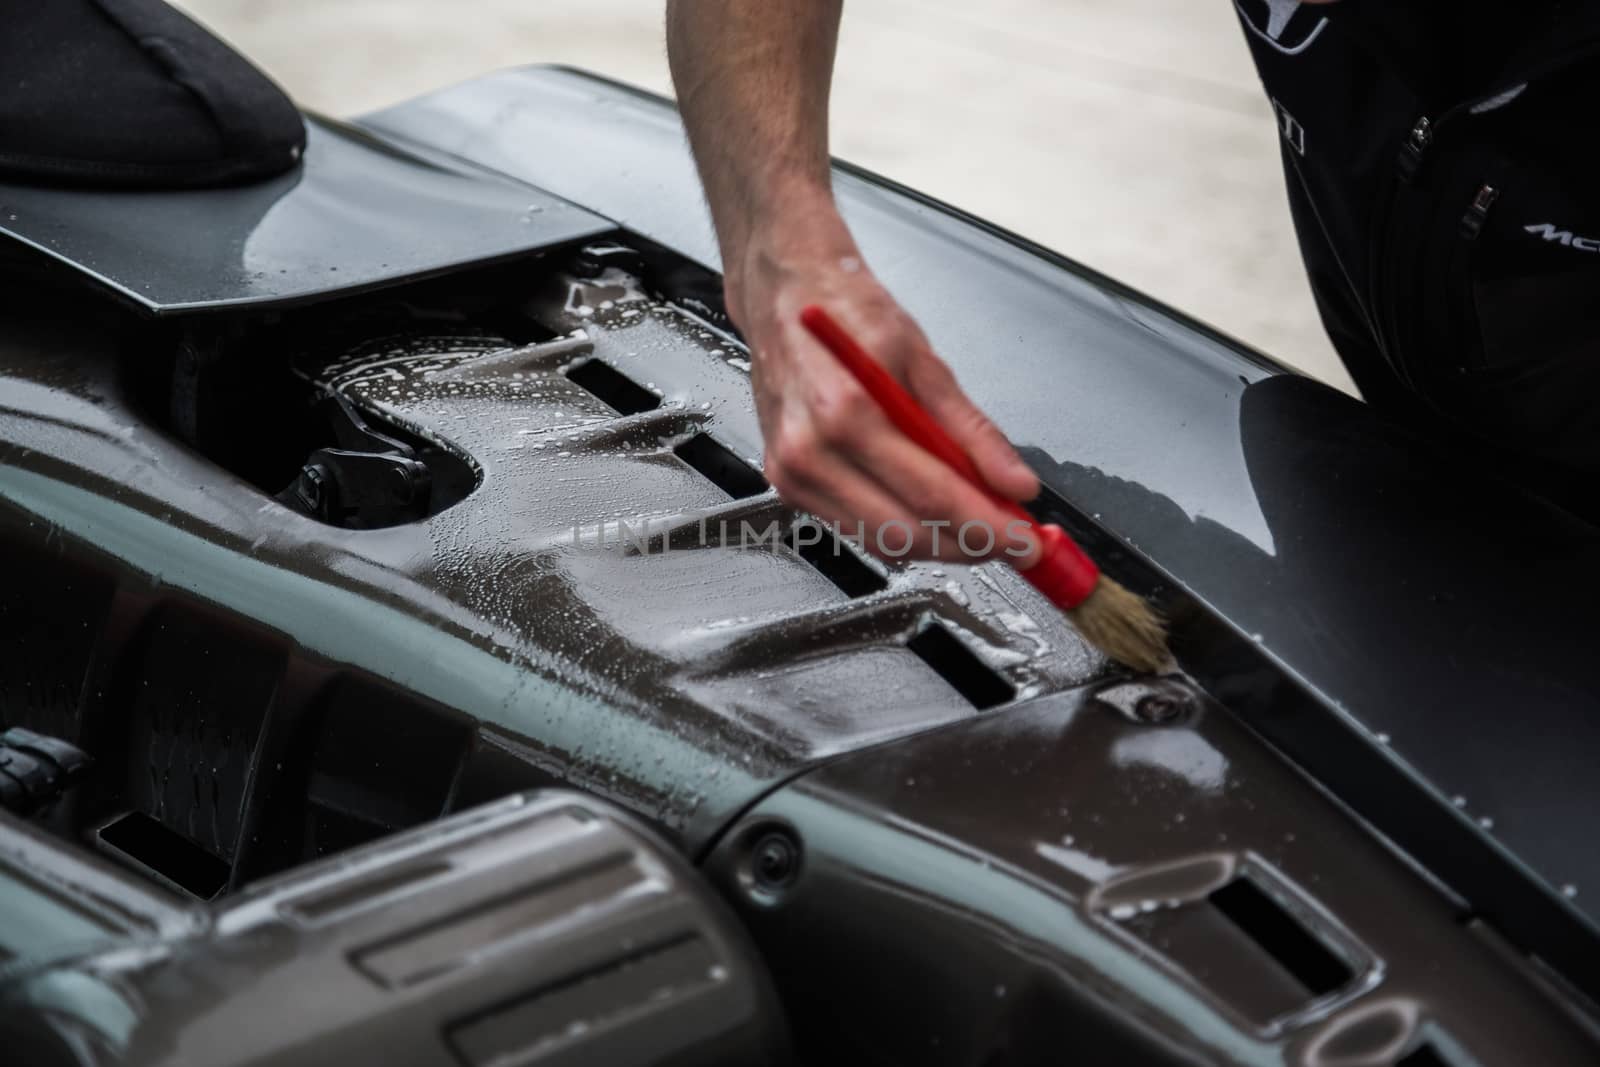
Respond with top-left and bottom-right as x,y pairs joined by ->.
1,70 -> 1597,1057
363,68 -> 1600,991
0,258 -> 1106,852
707,685 -> 1600,1065
306,266 -> 1109,769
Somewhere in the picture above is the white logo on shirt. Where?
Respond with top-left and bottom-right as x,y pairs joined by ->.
1273,98 -> 1306,155
1525,223 -> 1600,253
1236,0 -> 1330,55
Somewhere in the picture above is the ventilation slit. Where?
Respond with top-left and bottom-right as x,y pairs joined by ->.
907,624 -> 1014,709
673,434 -> 768,499
1209,877 -> 1354,996
97,811 -> 231,900
787,521 -> 887,597
564,359 -> 661,415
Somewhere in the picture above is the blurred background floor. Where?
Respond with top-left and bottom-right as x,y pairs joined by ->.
175,0 -> 1354,393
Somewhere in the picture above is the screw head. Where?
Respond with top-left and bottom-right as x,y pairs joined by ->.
1135,694 -> 1182,723
1093,678 -> 1197,725
750,830 -> 799,891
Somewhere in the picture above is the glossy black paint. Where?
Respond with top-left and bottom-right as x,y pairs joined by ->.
0,253 -> 1105,859
1025,385 -> 1600,1003
1,791 -> 786,1066
0,117 -> 610,315
365,66 -> 1600,986
705,684 -> 1600,1065
0,63 -> 1594,1064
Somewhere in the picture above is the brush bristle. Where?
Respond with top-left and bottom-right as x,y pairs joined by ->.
1068,577 -> 1171,674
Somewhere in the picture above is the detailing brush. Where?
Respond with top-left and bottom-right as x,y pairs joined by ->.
800,304 -> 1170,674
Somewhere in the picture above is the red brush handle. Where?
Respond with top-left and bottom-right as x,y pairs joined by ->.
798,304 -> 1100,609
800,305 -> 993,495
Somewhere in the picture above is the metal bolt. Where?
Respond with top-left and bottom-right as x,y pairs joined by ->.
1134,693 -> 1183,723
1094,678 -> 1197,725
750,830 -> 799,891
300,463 -> 328,508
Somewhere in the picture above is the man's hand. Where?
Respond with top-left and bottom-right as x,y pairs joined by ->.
729,198 -> 1039,562
668,0 -> 1038,563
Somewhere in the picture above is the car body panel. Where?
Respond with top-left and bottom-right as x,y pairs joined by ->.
0,117 -> 610,316
0,263 -> 1105,854
707,684 -> 1600,1064
364,66 -> 1600,987
0,793 -> 785,1066
0,65 -> 1596,1063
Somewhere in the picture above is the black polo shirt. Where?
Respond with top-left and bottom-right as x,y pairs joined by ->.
1234,0 -> 1600,516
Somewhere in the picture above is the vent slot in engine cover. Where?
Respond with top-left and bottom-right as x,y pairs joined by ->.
565,358 -> 661,415
907,624 -> 1015,710
674,434 -> 769,500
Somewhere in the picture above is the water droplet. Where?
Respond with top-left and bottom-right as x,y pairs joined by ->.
1563,884 -> 1579,899
993,983 -> 1007,998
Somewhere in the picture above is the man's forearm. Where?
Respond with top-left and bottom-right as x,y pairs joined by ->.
661,0 -> 1040,562
666,0 -> 846,280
